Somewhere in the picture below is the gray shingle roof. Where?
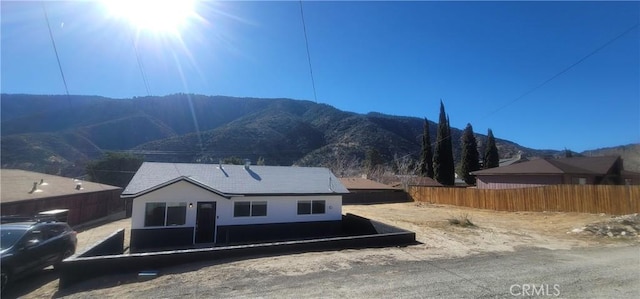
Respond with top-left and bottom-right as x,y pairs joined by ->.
122,162 -> 349,198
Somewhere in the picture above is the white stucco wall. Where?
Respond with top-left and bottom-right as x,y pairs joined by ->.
130,180 -> 343,230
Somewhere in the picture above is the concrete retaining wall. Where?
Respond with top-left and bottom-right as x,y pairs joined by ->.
58,214 -> 416,289
76,229 -> 125,258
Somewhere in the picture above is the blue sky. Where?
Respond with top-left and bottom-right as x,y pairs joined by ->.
1,1 -> 639,152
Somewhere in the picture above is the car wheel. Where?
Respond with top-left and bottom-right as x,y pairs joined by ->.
53,248 -> 74,270
1,268 -> 9,293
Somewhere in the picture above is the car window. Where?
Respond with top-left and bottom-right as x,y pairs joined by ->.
46,224 -> 65,238
27,230 -> 45,243
0,228 -> 28,250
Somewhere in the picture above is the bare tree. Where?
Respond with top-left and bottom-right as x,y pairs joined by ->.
393,153 -> 419,191
322,151 -> 362,178
366,163 -> 388,182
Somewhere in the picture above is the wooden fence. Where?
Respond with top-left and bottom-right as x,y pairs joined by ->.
1,189 -> 124,226
409,185 -> 640,215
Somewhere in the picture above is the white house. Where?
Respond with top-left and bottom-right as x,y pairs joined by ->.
121,162 -> 349,252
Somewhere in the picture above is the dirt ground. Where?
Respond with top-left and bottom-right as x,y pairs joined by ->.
8,202 -> 638,298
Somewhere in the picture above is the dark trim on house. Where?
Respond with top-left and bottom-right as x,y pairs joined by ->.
131,227 -> 195,252
121,177 -> 232,199
216,221 -> 343,245
121,176 -> 349,199
130,221 -> 344,252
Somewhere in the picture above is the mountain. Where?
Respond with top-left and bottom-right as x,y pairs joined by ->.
582,144 -> 640,172
0,93 -> 632,177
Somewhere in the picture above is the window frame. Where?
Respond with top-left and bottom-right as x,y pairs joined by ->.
297,200 -> 326,215
144,202 -> 188,227
233,201 -> 268,218
144,202 -> 167,227
251,201 -> 267,217
166,202 -> 187,226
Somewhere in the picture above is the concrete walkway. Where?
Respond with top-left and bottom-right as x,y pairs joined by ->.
75,218 -> 131,253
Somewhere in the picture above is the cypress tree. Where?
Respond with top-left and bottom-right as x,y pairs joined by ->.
433,101 -> 455,185
418,118 -> 434,178
459,123 -> 480,185
445,115 -> 455,184
483,129 -> 499,169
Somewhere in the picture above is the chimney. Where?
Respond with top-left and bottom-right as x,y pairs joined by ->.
244,159 -> 251,170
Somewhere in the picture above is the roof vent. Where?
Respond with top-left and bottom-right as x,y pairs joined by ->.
75,183 -> 82,190
244,159 -> 251,170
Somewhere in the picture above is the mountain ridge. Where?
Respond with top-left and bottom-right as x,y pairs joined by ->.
1,93 -> 636,176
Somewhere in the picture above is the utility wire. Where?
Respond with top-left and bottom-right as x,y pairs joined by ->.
42,2 -> 70,98
299,0 -> 318,103
411,22 -> 640,163
483,22 -> 639,119
131,35 -> 151,96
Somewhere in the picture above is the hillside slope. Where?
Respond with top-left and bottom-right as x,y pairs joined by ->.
3,93 -> 630,177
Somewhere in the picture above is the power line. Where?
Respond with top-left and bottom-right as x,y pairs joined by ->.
42,2 -> 70,98
483,22 -> 640,119
404,22 -> 640,166
131,35 -> 151,96
299,0 -> 318,103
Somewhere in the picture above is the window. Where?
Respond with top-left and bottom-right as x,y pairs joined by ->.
297,200 -> 325,215
167,202 -> 187,225
572,177 -> 587,185
297,201 -> 311,215
312,200 -> 325,214
145,202 -> 166,227
234,201 -> 267,217
144,202 -> 187,227
234,202 -> 251,217
251,201 -> 267,216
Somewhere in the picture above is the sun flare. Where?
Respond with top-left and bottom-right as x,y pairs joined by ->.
103,0 -> 196,35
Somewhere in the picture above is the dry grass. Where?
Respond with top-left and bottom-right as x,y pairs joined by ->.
447,213 -> 476,227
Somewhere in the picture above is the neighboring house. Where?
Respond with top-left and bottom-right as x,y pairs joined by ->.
339,177 -> 401,193
499,152 -> 529,167
339,177 -> 407,204
471,156 -> 630,189
621,170 -> 640,185
0,169 -> 123,226
121,162 -> 349,252
391,176 -> 444,189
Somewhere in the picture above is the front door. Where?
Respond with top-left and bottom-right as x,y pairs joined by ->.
195,202 -> 216,243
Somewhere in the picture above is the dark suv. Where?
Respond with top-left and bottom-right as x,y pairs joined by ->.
0,219 -> 77,291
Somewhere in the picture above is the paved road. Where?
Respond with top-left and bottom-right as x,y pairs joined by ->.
58,245 -> 638,298
6,245 -> 638,298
